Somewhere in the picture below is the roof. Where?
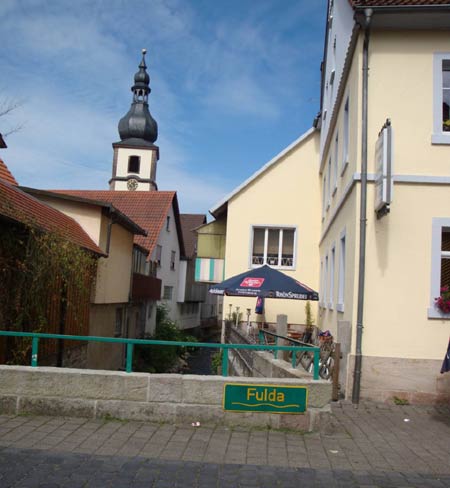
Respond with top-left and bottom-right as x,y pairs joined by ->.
50,190 -> 185,258
22,187 -> 147,237
0,180 -> 104,255
210,128 -> 316,218
0,158 -> 18,186
349,0 -> 450,6
180,214 -> 206,258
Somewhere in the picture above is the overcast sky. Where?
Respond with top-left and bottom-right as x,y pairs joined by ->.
0,0 -> 327,214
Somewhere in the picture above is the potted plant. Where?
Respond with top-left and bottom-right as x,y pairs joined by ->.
304,301 -> 315,343
435,285 -> 450,313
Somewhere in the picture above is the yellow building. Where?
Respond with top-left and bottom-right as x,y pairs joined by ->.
198,0 -> 450,404
202,129 -> 321,326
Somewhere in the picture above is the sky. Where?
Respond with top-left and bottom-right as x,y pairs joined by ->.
0,0 -> 327,214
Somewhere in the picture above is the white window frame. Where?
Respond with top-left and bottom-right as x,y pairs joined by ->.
249,225 -> 297,270
333,132 -> 338,196
342,96 -> 349,174
324,253 -> 329,306
329,244 -> 335,309
322,174 -> 327,220
163,286 -> 173,301
319,259 -> 324,307
428,218 -> 450,319
327,158 -> 331,209
170,250 -> 176,270
337,228 -> 346,312
432,53 -> 450,145
155,244 -> 162,267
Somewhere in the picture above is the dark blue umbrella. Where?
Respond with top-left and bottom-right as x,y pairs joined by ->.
209,265 -> 319,301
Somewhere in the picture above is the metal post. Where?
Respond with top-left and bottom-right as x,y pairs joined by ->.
31,337 -> 39,367
353,8 -> 373,405
313,348 -> 320,380
126,343 -> 134,373
291,347 -> 297,368
258,329 -> 264,344
221,347 -> 229,377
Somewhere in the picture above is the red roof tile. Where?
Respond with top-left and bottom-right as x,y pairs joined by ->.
0,180 -> 104,255
0,158 -> 18,186
51,190 -> 183,258
180,214 -> 206,258
350,0 -> 450,6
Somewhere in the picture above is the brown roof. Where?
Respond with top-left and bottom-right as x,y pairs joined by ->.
52,190 -> 184,258
0,158 -> 18,186
350,0 -> 450,6
180,214 -> 206,258
0,180 -> 104,255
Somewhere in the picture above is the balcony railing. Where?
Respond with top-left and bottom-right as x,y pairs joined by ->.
131,273 -> 161,301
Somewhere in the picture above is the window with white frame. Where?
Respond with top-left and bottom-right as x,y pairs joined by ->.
319,259 -> 324,306
327,158 -> 331,209
322,174 -> 327,219
429,218 -> 450,318
432,54 -> 450,144
333,132 -> 339,195
163,286 -> 173,301
324,253 -> 329,306
251,227 -> 295,268
329,245 -> 335,309
170,251 -> 176,270
342,97 -> 349,173
337,230 -> 346,312
155,245 -> 162,266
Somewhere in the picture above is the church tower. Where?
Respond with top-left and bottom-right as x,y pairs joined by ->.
110,49 -> 159,191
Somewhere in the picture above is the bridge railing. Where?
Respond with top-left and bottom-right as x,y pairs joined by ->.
0,330 -> 321,380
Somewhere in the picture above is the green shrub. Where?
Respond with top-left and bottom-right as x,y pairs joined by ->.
133,305 -> 197,373
211,350 -> 222,374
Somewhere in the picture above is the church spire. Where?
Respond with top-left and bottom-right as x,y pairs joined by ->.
118,49 -> 158,144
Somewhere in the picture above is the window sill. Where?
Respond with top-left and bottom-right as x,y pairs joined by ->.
427,307 -> 450,319
328,303 -> 334,310
336,303 -> 344,313
341,160 -> 349,176
431,133 -> 450,145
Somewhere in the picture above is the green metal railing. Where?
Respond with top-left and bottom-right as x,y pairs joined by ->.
258,329 -> 320,378
0,330 -> 321,380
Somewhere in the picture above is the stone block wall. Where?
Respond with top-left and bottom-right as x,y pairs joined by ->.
0,365 -> 332,432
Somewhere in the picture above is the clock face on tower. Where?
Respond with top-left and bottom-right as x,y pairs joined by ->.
127,178 -> 138,191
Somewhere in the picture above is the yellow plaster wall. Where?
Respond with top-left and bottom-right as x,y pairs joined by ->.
94,217 -> 134,304
363,183 -> 450,360
368,30 -> 450,175
35,195 -> 102,246
223,131 -> 321,325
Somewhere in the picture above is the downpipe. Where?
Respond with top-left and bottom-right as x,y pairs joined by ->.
352,8 -> 372,405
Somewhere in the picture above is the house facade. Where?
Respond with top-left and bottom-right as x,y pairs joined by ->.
197,0 -> 450,404
200,129 -> 321,326
21,188 -> 150,370
317,0 -> 450,403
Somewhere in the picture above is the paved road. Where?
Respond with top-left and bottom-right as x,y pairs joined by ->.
0,401 -> 449,487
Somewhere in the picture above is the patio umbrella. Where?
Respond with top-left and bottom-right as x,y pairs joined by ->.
209,264 -> 319,301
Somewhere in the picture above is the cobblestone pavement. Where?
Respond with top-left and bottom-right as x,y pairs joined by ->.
0,401 -> 449,487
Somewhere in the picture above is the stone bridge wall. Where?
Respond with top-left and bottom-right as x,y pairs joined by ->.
0,365 -> 331,432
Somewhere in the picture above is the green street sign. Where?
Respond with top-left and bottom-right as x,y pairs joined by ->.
223,383 -> 308,414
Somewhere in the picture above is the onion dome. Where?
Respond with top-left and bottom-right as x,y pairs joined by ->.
118,49 -> 158,144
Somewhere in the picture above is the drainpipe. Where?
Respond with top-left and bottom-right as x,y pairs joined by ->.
352,8 -> 372,405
